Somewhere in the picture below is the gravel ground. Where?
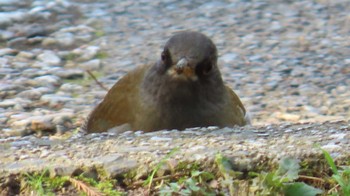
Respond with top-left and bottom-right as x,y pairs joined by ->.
0,0 -> 349,188
99,0 -> 350,125
1,0 -> 349,138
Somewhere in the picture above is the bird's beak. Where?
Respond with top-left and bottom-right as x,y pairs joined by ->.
171,58 -> 197,80
176,58 -> 188,70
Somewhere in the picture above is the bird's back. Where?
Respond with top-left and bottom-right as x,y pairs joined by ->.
85,65 -> 149,133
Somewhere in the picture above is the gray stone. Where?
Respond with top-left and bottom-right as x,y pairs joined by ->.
79,59 -> 101,70
74,46 -> 100,61
3,158 -> 47,173
10,140 -> 32,147
0,48 -> 18,56
16,51 -> 35,59
21,68 -> 47,78
9,115 -> 57,136
59,83 -> 83,92
17,89 -> 42,100
55,69 -> 84,79
150,136 -> 172,141
37,51 -> 61,65
0,58 -> 9,66
60,25 -> 94,34
0,0 -> 24,6
50,166 -> 77,177
34,75 -> 61,87
53,32 -> 75,48
41,37 -> 57,47
0,68 -> 17,77
52,112 -> 74,125
40,94 -> 74,104
24,24 -> 48,38
2,128 -> 32,137
0,11 -> 27,27
6,37 -> 28,48
102,158 -> 138,178
35,87 -> 55,94
0,99 -> 17,108
0,30 -> 15,40
30,117 -> 55,133
220,53 -> 237,63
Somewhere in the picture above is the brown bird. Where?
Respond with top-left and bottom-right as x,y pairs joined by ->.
85,31 -> 249,133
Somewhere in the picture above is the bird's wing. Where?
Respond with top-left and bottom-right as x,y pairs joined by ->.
86,65 -> 149,132
225,85 -> 249,125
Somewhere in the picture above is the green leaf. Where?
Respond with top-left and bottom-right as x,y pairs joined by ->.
277,158 -> 300,181
159,185 -> 174,196
338,167 -> 350,193
179,189 -> 191,196
191,170 -> 214,182
169,182 -> 181,192
144,147 -> 179,187
332,174 -> 346,189
284,182 -> 323,196
191,170 -> 202,177
341,167 -> 350,175
186,178 -> 200,192
320,148 -> 339,175
215,153 -> 234,174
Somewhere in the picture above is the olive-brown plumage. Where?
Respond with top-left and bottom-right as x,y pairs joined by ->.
86,31 -> 249,133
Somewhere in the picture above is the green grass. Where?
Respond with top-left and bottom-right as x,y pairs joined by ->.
251,158 -> 322,196
321,148 -> 350,195
155,151 -> 324,195
94,30 -> 105,37
159,170 -> 216,196
144,148 -> 179,189
23,169 -> 68,196
95,51 -> 108,59
23,169 -> 122,195
62,50 -> 108,61
76,175 -> 123,196
62,53 -> 79,61
17,148 -> 350,195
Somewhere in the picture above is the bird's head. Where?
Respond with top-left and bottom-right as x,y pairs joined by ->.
158,31 -> 218,81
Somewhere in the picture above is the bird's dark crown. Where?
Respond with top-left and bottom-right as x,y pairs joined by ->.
158,31 -> 218,80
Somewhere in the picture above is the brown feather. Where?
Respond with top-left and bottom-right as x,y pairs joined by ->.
85,31 -> 249,133
86,65 -> 150,132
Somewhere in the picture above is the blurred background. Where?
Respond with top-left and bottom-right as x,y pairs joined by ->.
0,0 -> 349,137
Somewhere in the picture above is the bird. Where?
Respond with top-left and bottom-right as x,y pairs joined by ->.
85,31 -> 249,133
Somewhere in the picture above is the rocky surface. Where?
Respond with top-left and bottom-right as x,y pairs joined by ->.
1,120 -> 350,178
0,0 -> 349,182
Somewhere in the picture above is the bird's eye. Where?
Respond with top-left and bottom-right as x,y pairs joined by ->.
160,49 -> 172,69
161,49 -> 169,61
202,63 -> 212,74
197,59 -> 212,76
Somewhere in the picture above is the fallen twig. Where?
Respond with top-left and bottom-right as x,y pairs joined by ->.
298,175 -> 325,183
86,70 -> 109,91
69,177 -> 105,196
